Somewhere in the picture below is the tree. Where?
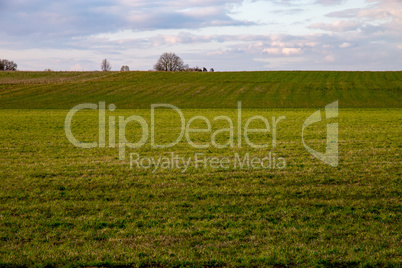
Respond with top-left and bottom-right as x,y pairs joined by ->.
101,59 -> 111,71
0,59 -> 17,71
210,68 -> 214,72
120,65 -> 130,71
154,52 -> 185,72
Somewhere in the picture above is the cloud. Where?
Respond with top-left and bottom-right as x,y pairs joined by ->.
326,8 -> 360,18
1,0 -> 401,71
111,0 -> 256,30
263,47 -> 303,56
270,8 -> 304,15
339,42 -> 351,48
309,20 -> 361,32
313,0 -> 402,48
0,0 -> 255,42
325,0 -> 402,30
0,0 -> 122,38
324,55 -> 335,62
125,8 -> 255,30
315,0 -> 346,6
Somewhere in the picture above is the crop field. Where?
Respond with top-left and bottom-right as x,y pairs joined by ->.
0,71 -> 401,267
0,71 -> 401,109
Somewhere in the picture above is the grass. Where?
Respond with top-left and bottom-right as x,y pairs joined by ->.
0,71 -> 401,108
0,71 -> 401,267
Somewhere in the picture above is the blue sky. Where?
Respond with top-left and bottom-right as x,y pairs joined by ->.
0,0 -> 401,71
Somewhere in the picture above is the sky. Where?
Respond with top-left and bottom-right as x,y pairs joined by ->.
0,0 -> 401,71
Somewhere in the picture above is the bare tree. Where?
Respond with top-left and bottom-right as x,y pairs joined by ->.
120,65 -> 130,71
0,59 -> 17,71
101,59 -> 111,71
154,53 -> 185,72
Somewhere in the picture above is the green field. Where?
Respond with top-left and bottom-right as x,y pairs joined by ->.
0,71 -> 401,108
0,71 -> 401,267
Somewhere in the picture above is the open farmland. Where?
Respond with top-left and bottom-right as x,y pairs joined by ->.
0,71 -> 401,267
0,71 -> 401,109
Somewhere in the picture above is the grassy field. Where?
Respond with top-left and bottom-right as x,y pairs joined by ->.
0,71 -> 401,267
0,71 -> 401,108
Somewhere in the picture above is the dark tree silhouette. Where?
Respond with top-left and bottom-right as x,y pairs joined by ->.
101,59 -> 112,71
154,53 -> 185,72
0,59 -> 17,71
120,65 -> 130,71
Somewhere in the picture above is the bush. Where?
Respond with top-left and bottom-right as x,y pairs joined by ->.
0,59 -> 17,71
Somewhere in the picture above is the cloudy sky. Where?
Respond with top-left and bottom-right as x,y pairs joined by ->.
0,0 -> 401,71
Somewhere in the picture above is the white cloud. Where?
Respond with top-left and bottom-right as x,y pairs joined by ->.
325,0 -> 402,35
339,42 -> 351,48
324,55 -> 335,62
263,47 -> 303,56
309,20 -> 361,32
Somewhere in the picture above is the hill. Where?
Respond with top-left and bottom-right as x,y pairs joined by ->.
0,71 -> 401,109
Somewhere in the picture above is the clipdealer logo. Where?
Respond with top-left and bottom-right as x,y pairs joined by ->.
64,101 -> 338,172
302,101 -> 339,167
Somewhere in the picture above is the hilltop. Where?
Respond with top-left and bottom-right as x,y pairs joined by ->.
0,71 -> 401,108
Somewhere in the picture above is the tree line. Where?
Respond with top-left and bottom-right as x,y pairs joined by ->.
102,52 -> 214,72
0,53 -> 212,72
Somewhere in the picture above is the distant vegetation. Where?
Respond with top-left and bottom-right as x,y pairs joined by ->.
101,58 -> 111,71
154,52 -> 186,71
0,59 -> 17,71
154,52 -> 213,72
120,65 -> 130,71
